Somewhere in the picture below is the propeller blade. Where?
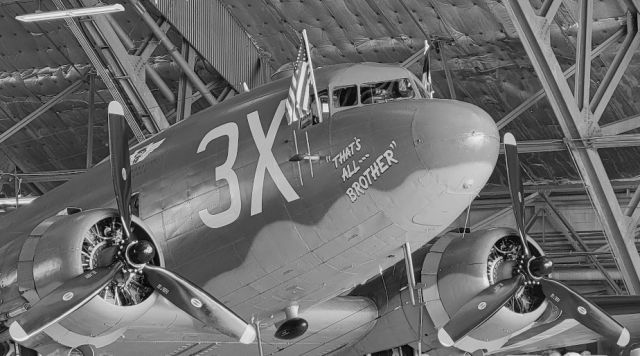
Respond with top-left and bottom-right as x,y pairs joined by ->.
438,275 -> 524,347
539,278 -> 630,347
142,264 -> 256,344
108,101 -> 132,239
503,133 -> 530,258
9,262 -> 123,342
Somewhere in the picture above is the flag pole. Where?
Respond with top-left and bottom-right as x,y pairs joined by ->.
301,29 -> 323,122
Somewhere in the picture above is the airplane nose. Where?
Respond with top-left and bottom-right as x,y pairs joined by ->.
411,100 -> 499,226
412,100 -> 499,173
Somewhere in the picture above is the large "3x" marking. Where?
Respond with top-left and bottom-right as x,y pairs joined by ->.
197,100 -> 300,228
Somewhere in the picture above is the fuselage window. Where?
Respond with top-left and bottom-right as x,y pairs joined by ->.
360,78 -> 415,104
332,85 -> 358,108
300,89 -> 329,129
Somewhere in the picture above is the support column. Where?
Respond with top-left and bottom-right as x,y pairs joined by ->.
86,73 -> 95,169
504,1 -> 640,293
176,40 -> 195,122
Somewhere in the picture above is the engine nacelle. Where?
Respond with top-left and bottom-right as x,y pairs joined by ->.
15,208 -> 161,350
421,228 -> 548,352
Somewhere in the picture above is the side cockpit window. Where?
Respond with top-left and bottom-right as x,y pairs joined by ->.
361,78 -> 415,104
332,85 -> 358,108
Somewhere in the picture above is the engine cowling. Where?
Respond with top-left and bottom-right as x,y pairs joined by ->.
421,228 -> 548,352
15,208 -> 162,349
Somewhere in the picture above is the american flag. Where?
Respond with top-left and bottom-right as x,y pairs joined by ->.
285,37 -> 312,124
422,39 -> 434,99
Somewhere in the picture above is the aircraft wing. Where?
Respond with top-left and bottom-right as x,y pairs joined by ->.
96,296 -> 378,356
495,296 -> 640,355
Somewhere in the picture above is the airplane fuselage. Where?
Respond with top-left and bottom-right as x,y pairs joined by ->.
0,63 -> 499,343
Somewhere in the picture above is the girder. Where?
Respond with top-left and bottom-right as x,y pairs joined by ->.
151,0 -> 269,90
52,0 -> 145,142
504,0 -> 640,293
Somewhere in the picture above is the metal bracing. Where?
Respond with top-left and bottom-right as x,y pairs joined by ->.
165,82 -> 227,122
176,39 -> 196,122
504,0 -> 640,293
0,78 -> 84,146
497,28 -> 625,129
401,47 -> 425,68
131,0 -> 218,107
77,0 -> 170,133
439,43 -> 456,99
497,133 -> 640,154
574,0 -> 592,113
473,192 -> 540,230
601,113 -> 640,135
591,13 -> 640,122
625,184 -> 640,217
10,170 -> 86,183
479,180 -> 640,199
52,0 -> 145,142
86,73 -> 95,169
540,194 -> 622,294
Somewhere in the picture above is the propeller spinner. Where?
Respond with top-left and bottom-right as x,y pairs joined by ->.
9,102 -> 256,345
437,133 -> 630,348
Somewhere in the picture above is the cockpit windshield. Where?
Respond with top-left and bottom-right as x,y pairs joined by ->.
360,78 -> 415,104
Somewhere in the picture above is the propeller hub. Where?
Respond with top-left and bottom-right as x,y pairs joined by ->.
125,240 -> 156,267
527,256 -> 553,279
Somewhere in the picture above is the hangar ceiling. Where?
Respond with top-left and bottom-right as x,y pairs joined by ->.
0,0 -> 638,192
0,0 -> 639,295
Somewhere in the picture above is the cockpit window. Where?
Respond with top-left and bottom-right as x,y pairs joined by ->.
332,85 -> 358,108
360,78 -> 415,104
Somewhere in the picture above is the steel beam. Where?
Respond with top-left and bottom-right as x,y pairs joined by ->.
496,28 -> 625,129
86,74 -> 95,169
601,113 -> 640,135
176,39 -> 195,122
11,170 -> 86,183
131,0 -> 217,107
136,21 -> 171,59
52,0 -> 145,142
473,192 -> 540,230
479,180 -> 640,199
541,193 -> 622,294
78,0 -> 170,133
552,269 -> 622,281
574,0 -> 592,113
439,43 -> 456,99
0,79 -> 83,146
591,13 -> 640,122
497,133 -> 640,154
166,81 -> 219,122
625,184 -> 640,217
504,0 -> 640,293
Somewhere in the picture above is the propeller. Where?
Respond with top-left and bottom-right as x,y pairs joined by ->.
437,133 -> 630,348
9,102 -> 256,345
108,102 -> 132,239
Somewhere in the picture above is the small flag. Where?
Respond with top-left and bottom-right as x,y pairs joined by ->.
422,40 -> 434,99
285,38 -> 312,124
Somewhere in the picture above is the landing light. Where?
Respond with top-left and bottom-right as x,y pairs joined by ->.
15,4 -> 124,22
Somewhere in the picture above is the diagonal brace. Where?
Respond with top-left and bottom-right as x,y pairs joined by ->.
0,79 -> 84,146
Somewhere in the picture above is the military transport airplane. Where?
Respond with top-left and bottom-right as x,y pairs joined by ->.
0,63 -> 635,356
